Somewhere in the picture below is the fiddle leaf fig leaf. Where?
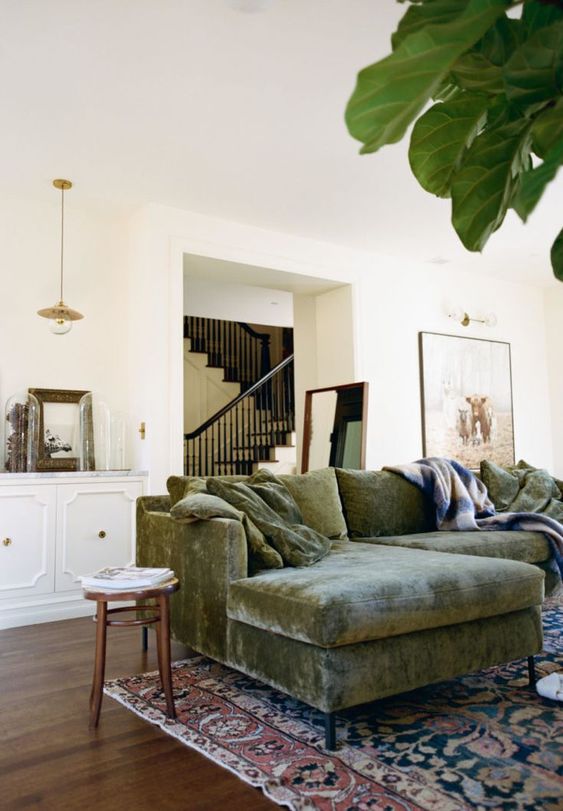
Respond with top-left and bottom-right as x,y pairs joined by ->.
345,0 -> 510,154
451,17 -> 523,93
504,21 -> 563,109
512,139 -> 563,221
451,117 -> 533,251
531,98 -> 563,158
451,50 -> 505,92
552,228 -> 563,281
409,93 -> 489,197
392,0 -> 468,50
523,0 -> 563,37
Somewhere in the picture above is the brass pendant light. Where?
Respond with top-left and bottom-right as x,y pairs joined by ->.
37,179 -> 84,334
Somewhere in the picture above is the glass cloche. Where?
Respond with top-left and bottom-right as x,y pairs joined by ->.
79,393 -> 127,471
4,391 -> 40,472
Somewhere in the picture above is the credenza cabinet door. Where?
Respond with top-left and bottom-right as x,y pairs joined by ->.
0,485 -> 56,599
55,481 -> 143,592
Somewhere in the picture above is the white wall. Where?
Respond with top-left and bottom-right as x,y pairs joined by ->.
0,195 -> 130,463
315,285 -> 356,388
0,197 -> 558,488
183,276 -> 293,327
544,286 -> 563,477
126,203 -> 559,493
356,262 -> 555,472
1,194 -> 557,489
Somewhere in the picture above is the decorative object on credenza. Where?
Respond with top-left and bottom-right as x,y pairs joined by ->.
78,392 -> 126,471
302,382 -> 368,473
447,306 -> 497,328
28,387 -> 93,471
419,332 -> 515,470
4,391 -> 40,472
37,179 -> 84,335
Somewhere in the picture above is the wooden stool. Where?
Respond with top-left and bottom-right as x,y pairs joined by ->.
83,578 -> 180,728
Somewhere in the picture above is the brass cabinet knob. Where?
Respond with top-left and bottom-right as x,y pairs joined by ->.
2,538 -> 12,547
98,530 -> 107,539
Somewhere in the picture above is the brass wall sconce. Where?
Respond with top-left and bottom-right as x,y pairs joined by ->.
448,307 -> 497,328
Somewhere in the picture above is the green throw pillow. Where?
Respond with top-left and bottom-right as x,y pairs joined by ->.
245,468 -> 303,524
170,492 -> 242,524
278,468 -> 348,539
166,474 -> 248,506
335,468 -> 435,538
207,478 -> 330,568
481,459 -> 562,513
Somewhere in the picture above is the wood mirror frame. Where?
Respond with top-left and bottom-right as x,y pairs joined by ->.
301,382 -> 368,473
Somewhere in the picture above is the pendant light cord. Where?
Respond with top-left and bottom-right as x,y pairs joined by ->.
60,185 -> 65,303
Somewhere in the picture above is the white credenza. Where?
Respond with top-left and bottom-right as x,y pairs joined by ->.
0,471 -> 147,629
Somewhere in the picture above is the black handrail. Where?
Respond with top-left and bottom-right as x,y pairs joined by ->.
239,322 -> 270,342
185,354 -> 294,441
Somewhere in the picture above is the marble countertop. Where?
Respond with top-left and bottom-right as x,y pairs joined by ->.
0,470 -> 148,480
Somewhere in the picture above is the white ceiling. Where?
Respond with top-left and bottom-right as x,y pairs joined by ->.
1,0 -> 561,287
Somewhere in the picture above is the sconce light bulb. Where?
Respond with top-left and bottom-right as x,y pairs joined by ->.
448,306 -> 464,323
49,317 -> 72,335
485,312 -> 498,328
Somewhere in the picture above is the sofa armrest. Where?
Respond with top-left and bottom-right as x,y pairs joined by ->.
136,504 -> 248,662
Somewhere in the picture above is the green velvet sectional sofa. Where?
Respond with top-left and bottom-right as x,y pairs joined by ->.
136,467 -> 554,749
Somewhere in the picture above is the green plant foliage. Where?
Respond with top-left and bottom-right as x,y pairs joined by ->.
346,0 -> 563,280
552,227 -> 563,280
513,139 -> 563,220
504,21 -> 563,108
451,117 -> 533,249
409,93 -> 489,196
532,98 -> 563,156
345,0 -> 509,153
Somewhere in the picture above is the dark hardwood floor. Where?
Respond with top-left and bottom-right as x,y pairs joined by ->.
0,617 -> 275,810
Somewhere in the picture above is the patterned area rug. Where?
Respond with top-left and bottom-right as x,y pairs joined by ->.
105,606 -> 563,810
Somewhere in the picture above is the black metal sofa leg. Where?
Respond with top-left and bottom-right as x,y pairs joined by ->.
527,655 -> 537,688
324,712 -> 336,750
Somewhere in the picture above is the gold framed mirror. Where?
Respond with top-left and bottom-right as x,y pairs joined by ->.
302,382 -> 368,473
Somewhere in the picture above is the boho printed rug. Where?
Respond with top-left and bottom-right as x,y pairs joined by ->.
105,605 -> 563,810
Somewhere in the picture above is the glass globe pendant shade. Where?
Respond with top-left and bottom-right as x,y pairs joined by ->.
49,316 -> 72,334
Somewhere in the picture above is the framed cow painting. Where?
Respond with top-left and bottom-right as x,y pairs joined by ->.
418,332 -> 515,469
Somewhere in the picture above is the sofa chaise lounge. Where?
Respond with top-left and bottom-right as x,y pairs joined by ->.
136,467 -> 556,749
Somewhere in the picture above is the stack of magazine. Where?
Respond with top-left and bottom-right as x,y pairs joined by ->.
81,566 -> 174,589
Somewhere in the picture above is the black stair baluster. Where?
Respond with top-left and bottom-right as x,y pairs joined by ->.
219,318 -> 223,366
228,407 -> 233,475
210,422 -> 215,476
238,325 -> 242,388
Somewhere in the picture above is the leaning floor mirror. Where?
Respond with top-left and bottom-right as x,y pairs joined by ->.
302,382 -> 368,473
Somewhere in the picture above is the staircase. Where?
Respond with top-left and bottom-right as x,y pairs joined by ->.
184,316 -> 296,476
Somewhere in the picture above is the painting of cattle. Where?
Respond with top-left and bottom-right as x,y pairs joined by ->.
419,332 -> 514,468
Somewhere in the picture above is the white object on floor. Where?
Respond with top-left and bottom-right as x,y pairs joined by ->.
536,672 -> 563,702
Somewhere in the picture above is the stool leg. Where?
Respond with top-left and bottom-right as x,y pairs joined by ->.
89,600 -> 107,728
142,625 -> 148,651
157,594 -> 176,719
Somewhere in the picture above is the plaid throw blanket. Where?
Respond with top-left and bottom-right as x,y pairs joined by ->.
385,458 -> 563,577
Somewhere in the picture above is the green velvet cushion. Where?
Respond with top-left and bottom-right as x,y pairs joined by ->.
245,468 -> 303,524
167,474 -> 248,506
207,478 -> 331,567
358,530 -> 551,564
278,468 -> 348,539
170,492 -> 242,524
481,459 -> 563,519
227,541 -> 544,648
335,468 -> 435,538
